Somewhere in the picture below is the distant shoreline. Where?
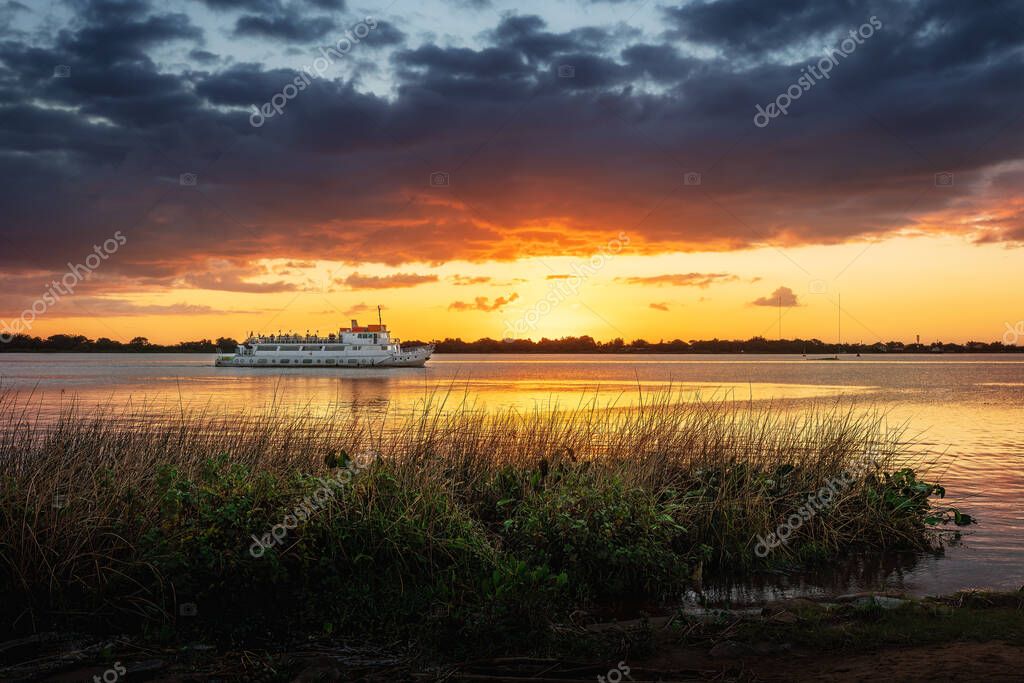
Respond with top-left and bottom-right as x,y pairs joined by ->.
1,333 -> 1021,354
3,349 -> 1023,355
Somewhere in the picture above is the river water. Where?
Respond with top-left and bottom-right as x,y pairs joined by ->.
2,352 -> 1022,597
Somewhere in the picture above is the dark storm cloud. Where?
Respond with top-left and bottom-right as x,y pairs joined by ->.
663,0 -> 1024,68
391,44 -> 535,99
196,0 -> 279,11
360,21 -> 405,48
392,17 -> 624,93
0,102 -> 126,160
234,11 -> 336,42
0,0 -> 1022,305
305,0 -> 345,9
490,15 -> 614,61
194,63 -> 306,105
491,14 -> 576,60
0,0 -> 203,129
203,0 -> 347,42
393,44 -> 531,80
61,6 -> 202,65
663,0 -> 869,57
75,0 -> 150,21
621,44 -> 696,82
189,48 -> 220,63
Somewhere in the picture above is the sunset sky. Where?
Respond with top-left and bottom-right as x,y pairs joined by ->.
1,0 -> 1022,344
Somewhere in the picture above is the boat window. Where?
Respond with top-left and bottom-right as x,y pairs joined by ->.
302,359 -> 313,364
280,359 -> 290,364
325,359 -> 336,365
324,345 -> 344,351
279,345 -> 300,351
257,359 -> 268,364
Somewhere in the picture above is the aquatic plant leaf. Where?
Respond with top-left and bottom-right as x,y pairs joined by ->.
953,510 -> 975,526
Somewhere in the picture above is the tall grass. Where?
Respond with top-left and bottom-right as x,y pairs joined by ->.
0,388 -> 954,648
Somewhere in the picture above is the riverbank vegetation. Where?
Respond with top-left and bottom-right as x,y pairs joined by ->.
0,390 -> 970,655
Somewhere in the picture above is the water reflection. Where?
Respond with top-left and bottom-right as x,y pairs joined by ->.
694,550 -> 943,605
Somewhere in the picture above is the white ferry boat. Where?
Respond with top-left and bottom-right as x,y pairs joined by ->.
215,314 -> 433,368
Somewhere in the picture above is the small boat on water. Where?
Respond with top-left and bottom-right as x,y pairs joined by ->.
215,310 -> 433,368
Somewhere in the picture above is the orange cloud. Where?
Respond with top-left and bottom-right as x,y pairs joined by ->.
751,286 -> 799,307
449,293 -> 520,312
450,275 -> 492,286
62,298 -> 257,317
179,261 -> 299,293
618,273 -> 740,288
340,272 -> 439,289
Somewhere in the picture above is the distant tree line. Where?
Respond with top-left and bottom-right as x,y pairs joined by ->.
0,334 -> 239,353
1,333 -> 1020,354
415,335 -> 1023,354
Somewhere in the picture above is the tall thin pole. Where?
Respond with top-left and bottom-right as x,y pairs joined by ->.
837,292 -> 841,357
377,304 -> 383,327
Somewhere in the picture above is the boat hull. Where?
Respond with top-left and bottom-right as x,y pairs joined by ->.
215,345 -> 433,369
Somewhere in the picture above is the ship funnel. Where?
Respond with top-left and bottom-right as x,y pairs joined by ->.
351,319 -> 358,328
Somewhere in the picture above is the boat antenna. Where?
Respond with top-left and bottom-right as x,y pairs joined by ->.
377,304 -> 383,327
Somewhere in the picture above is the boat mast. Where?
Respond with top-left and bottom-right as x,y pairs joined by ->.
378,304 -> 383,328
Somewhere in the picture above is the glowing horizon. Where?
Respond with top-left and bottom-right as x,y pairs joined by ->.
4,235 -> 1020,346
